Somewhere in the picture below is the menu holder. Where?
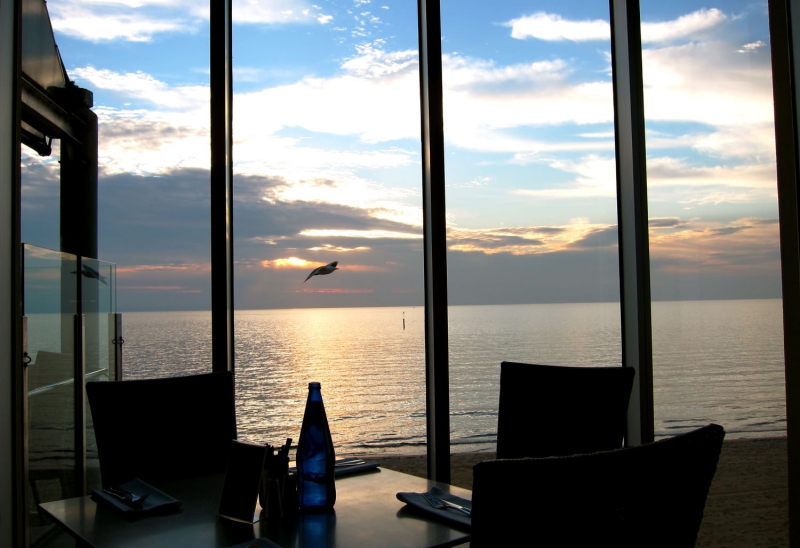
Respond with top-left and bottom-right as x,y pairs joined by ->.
219,440 -> 268,524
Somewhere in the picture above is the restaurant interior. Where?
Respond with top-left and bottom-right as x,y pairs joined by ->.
2,0 -> 800,546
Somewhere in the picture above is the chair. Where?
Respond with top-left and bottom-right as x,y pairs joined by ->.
86,371 -> 237,488
496,361 -> 635,459
471,423 -> 725,548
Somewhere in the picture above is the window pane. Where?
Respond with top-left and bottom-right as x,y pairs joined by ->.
232,2 -> 426,455
40,0 -> 214,381
640,1 -> 785,439
20,1 -> 213,531
441,0 -> 621,453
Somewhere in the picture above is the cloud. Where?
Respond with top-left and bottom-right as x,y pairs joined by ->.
233,174 -> 423,247
90,107 -> 210,175
48,26 -> 776,270
258,258 -> 385,272
649,217 -> 687,229
444,214 -> 781,293
510,154 -> 776,206
307,244 -> 370,252
48,0 -> 203,42
50,0 -> 318,42
234,47 -> 420,147
72,68 -> 208,110
649,217 -> 781,275
74,31 -> 772,183
117,264 -> 210,273
51,7 -> 188,42
641,41 -> 775,130
439,55 -> 615,152
340,264 -> 385,272
506,9 -> 726,44
514,155 -> 617,199
506,12 -> 609,42
298,229 -> 421,239
119,285 -> 202,292
646,157 -> 777,204
446,221 -> 610,256
231,0 -> 318,24
640,9 -> 727,43
739,41 -> 767,53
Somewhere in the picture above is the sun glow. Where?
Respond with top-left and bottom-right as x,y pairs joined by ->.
261,257 -> 315,269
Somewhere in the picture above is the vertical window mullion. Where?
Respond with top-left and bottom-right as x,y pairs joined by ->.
210,0 -> 234,373
609,0 -> 655,445
417,0 -> 450,483
3,0 -> 25,543
768,0 -> 800,540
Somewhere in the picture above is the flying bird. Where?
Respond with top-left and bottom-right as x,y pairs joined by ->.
72,264 -> 108,285
304,261 -> 339,283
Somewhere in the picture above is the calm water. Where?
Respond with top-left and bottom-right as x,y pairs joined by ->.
26,300 -> 787,455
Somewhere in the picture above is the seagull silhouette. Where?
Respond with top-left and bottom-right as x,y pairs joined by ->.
71,264 -> 108,285
304,261 -> 339,283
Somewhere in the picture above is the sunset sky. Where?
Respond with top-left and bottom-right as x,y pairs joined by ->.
20,0 -> 781,311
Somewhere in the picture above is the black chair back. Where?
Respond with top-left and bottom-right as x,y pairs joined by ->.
87,371 -> 237,487
472,423 -> 725,548
497,361 -> 635,458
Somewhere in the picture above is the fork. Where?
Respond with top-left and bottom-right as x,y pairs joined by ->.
335,458 -> 366,467
422,492 -> 471,516
103,487 -> 149,508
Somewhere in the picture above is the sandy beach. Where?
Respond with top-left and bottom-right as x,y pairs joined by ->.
375,437 -> 789,548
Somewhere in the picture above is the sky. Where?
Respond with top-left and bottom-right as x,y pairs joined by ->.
20,0 -> 781,312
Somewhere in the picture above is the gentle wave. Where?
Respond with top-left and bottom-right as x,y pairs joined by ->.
23,300 -> 785,456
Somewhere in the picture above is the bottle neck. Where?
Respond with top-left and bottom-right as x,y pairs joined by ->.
307,383 -> 323,403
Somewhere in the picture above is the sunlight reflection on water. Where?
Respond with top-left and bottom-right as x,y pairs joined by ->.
113,300 -> 785,455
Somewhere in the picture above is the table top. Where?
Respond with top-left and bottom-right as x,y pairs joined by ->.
39,468 -> 472,548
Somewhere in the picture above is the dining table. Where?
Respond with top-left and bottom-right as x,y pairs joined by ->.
38,467 -> 472,548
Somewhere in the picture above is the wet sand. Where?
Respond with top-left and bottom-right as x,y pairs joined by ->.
374,437 -> 789,548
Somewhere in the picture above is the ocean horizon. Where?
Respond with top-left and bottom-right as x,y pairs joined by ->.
26,299 -> 788,455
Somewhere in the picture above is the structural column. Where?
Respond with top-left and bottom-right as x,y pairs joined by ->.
210,0 -> 234,373
609,0 -> 654,445
417,0 -> 450,483
1,0 -> 24,543
59,87 -> 97,260
59,86 -> 96,497
768,0 -> 800,543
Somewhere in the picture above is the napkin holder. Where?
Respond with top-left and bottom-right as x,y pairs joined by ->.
219,440 -> 268,524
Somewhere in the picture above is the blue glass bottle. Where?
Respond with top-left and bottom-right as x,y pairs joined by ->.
297,382 -> 336,510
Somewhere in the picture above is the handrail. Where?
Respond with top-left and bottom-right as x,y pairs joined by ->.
28,368 -> 106,397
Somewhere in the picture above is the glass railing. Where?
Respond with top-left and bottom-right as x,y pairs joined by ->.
22,243 -> 119,536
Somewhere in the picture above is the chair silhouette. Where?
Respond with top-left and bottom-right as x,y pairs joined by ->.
471,423 -> 725,548
497,361 -> 635,459
86,371 -> 237,488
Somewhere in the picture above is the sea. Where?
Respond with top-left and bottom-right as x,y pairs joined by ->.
25,299 -> 788,456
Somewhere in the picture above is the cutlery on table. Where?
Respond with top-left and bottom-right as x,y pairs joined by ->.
422,492 -> 471,516
335,458 -> 366,467
103,487 -> 149,508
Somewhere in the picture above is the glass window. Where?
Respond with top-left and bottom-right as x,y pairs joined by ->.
441,0 -> 621,453
20,0 -> 214,529
640,1 -> 785,439
39,0 -> 214,380
232,1 -> 426,455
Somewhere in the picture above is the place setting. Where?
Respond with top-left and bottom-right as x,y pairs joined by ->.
396,486 -> 472,529
91,478 -> 183,516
